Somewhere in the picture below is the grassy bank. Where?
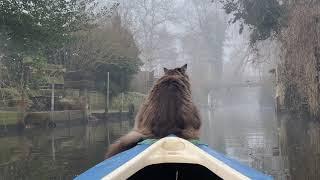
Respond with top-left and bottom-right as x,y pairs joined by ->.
0,111 -> 21,126
110,92 -> 146,112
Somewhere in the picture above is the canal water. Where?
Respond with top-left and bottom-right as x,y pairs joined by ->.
0,89 -> 320,179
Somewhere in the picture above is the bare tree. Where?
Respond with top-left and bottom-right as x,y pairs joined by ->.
117,0 -> 177,71
177,0 -> 227,105
180,0 -> 227,80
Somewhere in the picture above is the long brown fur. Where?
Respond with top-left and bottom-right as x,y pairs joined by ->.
105,64 -> 201,158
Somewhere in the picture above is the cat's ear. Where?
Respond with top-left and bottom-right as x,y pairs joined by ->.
181,64 -> 187,73
163,67 -> 169,74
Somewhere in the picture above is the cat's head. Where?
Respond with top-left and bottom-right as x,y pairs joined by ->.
163,64 -> 188,77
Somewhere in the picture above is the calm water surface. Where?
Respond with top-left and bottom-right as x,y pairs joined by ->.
0,121 -> 131,180
0,91 -> 320,179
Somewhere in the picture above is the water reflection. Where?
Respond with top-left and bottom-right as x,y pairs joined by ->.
279,114 -> 320,180
0,105 -> 320,179
201,89 -> 320,180
0,120 -> 131,180
201,104 -> 281,176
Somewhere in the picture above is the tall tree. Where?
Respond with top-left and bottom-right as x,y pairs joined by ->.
216,0 -> 284,46
117,0 -> 177,71
181,0 -> 227,77
218,0 -> 320,117
67,14 -> 142,100
0,0 -> 117,124
179,0 -> 227,103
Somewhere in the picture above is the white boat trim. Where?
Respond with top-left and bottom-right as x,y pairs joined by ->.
102,137 -> 250,180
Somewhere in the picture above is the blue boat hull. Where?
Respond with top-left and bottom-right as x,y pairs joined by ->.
75,137 -> 273,180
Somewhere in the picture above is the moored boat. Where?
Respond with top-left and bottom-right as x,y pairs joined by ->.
75,136 -> 273,180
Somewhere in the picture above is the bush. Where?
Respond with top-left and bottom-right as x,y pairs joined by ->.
0,88 -> 20,106
110,92 -> 146,112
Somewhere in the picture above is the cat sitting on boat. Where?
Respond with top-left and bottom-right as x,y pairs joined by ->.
105,64 -> 201,158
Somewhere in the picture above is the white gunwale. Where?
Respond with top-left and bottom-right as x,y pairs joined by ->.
102,137 -> 250,180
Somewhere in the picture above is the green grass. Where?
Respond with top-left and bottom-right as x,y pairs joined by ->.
110,92 -> 146,111
0,111 -> 21,125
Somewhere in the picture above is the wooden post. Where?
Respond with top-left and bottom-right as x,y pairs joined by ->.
51,133 -> 56,161
121,92 -> 124,112
105,72 -> 110,114
107,72 -> 110,112
68,111 -> 71,121
51,83 -> 55,123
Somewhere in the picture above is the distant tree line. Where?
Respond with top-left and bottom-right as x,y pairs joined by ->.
0,0 -> 141,113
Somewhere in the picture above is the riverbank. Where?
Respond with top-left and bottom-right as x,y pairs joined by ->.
0,111 -> 21,126
0,110 -> 133,135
